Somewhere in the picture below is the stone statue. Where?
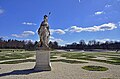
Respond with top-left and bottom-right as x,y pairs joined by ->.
38,15 -> 50,49
34,15 -> 51,71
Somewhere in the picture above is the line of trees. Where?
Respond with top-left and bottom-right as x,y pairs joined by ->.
60,40 -> 120,50
0,37 -> 120,50
0,37 -> 58,50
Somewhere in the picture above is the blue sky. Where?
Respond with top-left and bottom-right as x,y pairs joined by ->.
0,0 -> 120,45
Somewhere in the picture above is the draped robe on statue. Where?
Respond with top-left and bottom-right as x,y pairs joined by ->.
38,19 -> 50,48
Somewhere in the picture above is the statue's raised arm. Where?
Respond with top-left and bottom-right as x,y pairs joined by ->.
38,15 -> 50,49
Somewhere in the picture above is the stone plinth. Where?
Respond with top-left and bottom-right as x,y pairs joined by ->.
34,50 -> 51,71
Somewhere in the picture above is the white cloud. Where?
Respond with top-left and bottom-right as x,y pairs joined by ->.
64,28 -> 69,32
50,36 -> 55,39
95,11 -> 104,15
118,22 -> 120,26
55,29 -> 65,34
0,36 -> 8,39
49,36 -> 63,43
23,31 -> 35,35
50,29 -> 55,35
50,23 -> 117,34
96,39 -> 120,43
0,8 -> 4,15
68,23 -> 117,32
70,26 -> 83,32
22,22 -> 37,26
96,39 -> 110,43
79,0 -> 81,3
50,29 -> 65,35
105,4 -> 112,8
25,39 -> 36,43
12,31 -> 35,38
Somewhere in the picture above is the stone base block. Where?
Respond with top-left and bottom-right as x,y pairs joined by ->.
34,50 -> 51,71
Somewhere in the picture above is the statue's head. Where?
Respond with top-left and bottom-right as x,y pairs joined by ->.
44,15 -> 48,20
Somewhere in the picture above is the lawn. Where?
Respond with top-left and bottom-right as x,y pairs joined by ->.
0,59 -> 88,64
0,50 -> 120,65
61,52 -> 120,65
82,65 -> 108,71
0,49 -> 35,61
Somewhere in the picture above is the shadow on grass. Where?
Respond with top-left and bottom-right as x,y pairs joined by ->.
0,68 -> 49,77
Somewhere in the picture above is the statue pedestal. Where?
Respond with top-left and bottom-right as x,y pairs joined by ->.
34,50 -> 51,71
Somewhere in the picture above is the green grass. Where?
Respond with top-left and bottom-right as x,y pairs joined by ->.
51,59 -> 88,64
50,52 -> 58,56
0,51 -> 35,61
82,65 -> 108,71
0,49 -> 25,52
0,59 -> 87,64
50,52 -> 66,59
107,57 -> 120,65
0,50 -> 120,65
50,56 -> 57,59
89,59 -> 120,65
51,51 -> 65,56
0,59 -> 35,64
100,53 -> 120,57
101,78 -> 114,79
61,52 -> 120,65
61,53 -> 96,59
108,57 -> 120,60
50,52 -> 64,59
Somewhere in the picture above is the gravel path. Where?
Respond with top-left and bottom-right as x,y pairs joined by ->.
0,61 -> 120,79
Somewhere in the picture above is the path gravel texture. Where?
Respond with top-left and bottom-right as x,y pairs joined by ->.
0,61 -> 120,79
